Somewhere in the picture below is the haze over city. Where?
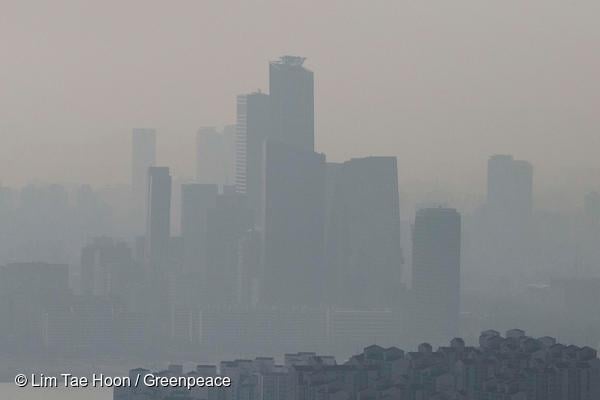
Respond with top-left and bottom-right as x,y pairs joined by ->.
2,1 -> 600,400
2,0 -> 600,210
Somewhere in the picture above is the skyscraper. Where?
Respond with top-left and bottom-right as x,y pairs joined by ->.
222,124 -> 237,186
235,91 -> 271,222
261,141 -> 327,307
131,129 -> 157,199
486,154 -> 533,222
412,207 -> 461,344
269,56 -> 314,152
479,155 -> 533,283
145,167 -> 172,273
326,157 -> 403,309
260,56 -> 324,307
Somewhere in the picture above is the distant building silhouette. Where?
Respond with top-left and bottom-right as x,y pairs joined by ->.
412,207 -> 461,344
326,157 -> 403,308
235,91 -> 271,223
145,167 -> 172,273
477,154 -> 534,285
261,141 -> 327,307
269,56 -> 314,152
257,56 -> 326,307
223,124 -> 237,186
487,154 -> 533,223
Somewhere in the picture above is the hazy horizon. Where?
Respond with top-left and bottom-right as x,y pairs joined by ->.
3,2 -> 600,399
2,0 -> 600,209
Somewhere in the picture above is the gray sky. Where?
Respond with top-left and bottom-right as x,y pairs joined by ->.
1,0 -> 600,202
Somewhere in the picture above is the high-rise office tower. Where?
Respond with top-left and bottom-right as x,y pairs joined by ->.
486,154 -> 533,222
222,124 -> 237,186
145,167 -> 172,273
478,155 -> 533,283
142,167 -> 173,342
132,129 -> 157,198
261,141 -> 327,307
412,207 -> 461,344
235,91 -> 271,222
326,157 -> 403,308
269,56 -> 314,152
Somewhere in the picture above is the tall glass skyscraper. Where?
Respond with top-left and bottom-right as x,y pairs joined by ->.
412,207 -> 461,344
235,91 -> 271,223
269,56 -> 314,152
145,166 -> 172,273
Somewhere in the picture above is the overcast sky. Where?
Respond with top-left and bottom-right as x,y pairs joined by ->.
1,0 -> 600,204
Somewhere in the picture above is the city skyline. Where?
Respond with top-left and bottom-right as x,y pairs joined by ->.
0,55 -> 596,347
3,2 -> 600,399
2,1 -> 600,209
